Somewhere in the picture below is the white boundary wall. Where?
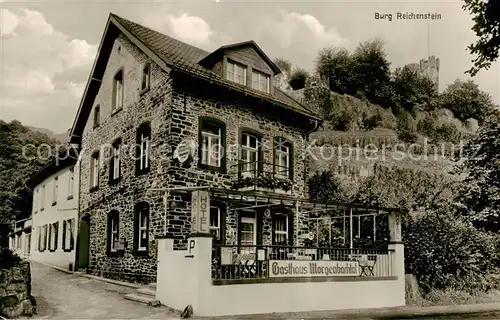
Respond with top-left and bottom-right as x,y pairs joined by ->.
156,237 -> 405,317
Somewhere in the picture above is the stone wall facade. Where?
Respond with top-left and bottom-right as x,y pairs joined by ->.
80,33 -> 312,282
0,261 -> 36,318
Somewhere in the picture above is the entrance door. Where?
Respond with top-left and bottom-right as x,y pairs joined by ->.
239,211 -> 257,254
77,215 -> 90,270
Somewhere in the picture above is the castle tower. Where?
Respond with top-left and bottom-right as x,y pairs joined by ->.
405,56 -> 440,92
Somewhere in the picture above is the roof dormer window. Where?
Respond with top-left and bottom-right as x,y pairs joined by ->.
226,60 -> 246,86
252,70 -> 270,93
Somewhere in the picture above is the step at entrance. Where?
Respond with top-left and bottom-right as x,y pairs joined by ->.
124,285 -> 160,307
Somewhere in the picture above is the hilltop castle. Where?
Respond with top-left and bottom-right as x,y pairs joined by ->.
406,55 -> 440,92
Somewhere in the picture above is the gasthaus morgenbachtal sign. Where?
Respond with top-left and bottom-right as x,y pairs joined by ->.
269,260 -> 360,278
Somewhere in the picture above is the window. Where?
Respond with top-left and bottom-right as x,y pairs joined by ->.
42,224 -> 48,251
209,207 -> 221,240
136,123 -> 151,175
240,132 -> 261,177
239,214 -> 257,254
16,234 -> 21,249
134,202 -> 149,253
226,60 -> 246,85
274,137 -> 292,180
199,119 -> 225,169
252,70 -> 270,93
93,105 -> 100,128
108,211 -> 120,253
49,222 -> 58,251
52,177 -> 58,205
37,226 -> 42,251
273,214 -> 288,245
140,63 -> 150,92
41,185 -> 45,210
112,69 -> 124,112
90,152 -> 99,190
68,168 -> 74,199
109,139 -> 121,183
62,219 -> 75,252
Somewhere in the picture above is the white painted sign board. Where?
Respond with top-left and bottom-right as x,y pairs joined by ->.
191,190 -> 210,233
269,260 -> 359,278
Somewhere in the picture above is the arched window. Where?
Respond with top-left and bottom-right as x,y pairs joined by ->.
112,69 -> 124,112
107,210 -> 120,254
134,202 -> 150,254
93,105 -> 100,128
109,138 -> 122,183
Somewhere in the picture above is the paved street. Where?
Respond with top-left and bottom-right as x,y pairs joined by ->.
30,263 -> 179,319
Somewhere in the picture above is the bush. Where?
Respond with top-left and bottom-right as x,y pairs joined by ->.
0,248 -> 21,269
362,112 -> 383,130
404,211 -> 500,295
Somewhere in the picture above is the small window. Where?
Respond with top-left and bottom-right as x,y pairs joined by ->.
52,176 -> 58,205
136,123 -> 151,175
199,119 -> 225,170
274,137 -> 293,180
68,168 -> 74,199
226,60 -> 246,85
209,206 -> 221,240
134,202 -> 149,252
90,151 -> 99,190
109,139 -> 121,183
141,63 -> 150,92
252,70 -> 270,93
112,69 -> 124,112
108,211 -> 120,253
93,105 -> 100,128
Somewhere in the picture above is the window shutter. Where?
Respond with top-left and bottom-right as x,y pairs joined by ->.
271,215 -> 276,245
288,142 -> 294,181
54,222 -> 59,250
69,219 -> 75,250
48,224 -> 52,250
288,214 -> 294,246
107,213 -> 112,253
133,205 -> 139,251
256,211 -> 263,246
62,220 -> 66,250
145,206 -> 149,251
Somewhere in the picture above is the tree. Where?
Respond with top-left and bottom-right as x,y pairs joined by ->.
455,112 -> 500,232
0,121 -> 58,224
288,68 -> 309,90
439,79 -> 495,124
462,0 -> 500,76
392,65 -> 438,112
351,38 -> 394,107
307,171 -> 343,203
315,47 -> 357,96
273,57 -> 292,74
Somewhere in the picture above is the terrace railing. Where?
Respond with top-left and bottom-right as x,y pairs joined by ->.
211,244 -> 395,281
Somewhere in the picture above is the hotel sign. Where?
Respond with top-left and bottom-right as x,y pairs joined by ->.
269,260 -> 359,278
191,190 -> 210,233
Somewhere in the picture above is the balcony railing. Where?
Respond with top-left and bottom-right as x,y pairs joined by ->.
212,244 -> 395,281
231,161 -> 293,192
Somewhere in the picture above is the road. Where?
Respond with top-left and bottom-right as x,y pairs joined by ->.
29,262 -> 179,319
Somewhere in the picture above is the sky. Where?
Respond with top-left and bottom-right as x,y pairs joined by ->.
0,0 -> 499,134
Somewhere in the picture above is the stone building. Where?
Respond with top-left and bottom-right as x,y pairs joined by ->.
68,13 -> 322,283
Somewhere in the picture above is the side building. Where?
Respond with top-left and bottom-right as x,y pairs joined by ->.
26,149 -> 82,271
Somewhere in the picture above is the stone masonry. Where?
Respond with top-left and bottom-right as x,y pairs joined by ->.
80,33 -> 313,282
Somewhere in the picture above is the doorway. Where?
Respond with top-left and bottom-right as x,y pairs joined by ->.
77,215 -> 90,270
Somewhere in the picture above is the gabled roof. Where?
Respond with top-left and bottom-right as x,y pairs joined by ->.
26,147 -> 78,189
198,40 -> 282,75
69,13 -> 321,143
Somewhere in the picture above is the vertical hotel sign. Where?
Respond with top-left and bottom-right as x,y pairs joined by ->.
191,190 -> 210,233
